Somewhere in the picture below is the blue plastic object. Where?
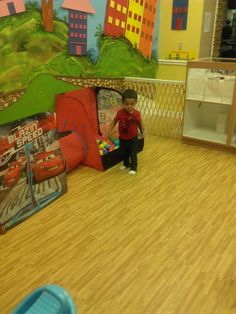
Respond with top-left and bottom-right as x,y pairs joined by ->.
12,285 -> 76,314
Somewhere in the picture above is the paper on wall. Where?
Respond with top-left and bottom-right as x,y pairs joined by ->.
204,12 -> 211,33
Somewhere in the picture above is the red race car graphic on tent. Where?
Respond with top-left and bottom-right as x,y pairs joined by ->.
3,161 -> 22,188
32,151 -> 66,183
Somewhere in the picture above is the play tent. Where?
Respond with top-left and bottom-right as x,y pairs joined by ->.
56,87 -> 144,172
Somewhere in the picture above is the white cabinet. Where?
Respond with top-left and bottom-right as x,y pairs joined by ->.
182,58 -> 236,150
232,114 -> 236,147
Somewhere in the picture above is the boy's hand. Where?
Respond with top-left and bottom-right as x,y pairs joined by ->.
138,129 -> 145,138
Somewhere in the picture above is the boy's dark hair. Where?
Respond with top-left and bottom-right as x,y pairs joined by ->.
122,89 -> 138,102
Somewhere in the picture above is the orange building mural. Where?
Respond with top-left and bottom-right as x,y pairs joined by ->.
139,0 -> 158,58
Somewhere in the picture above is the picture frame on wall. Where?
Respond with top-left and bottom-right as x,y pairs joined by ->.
172,0 -> 189,30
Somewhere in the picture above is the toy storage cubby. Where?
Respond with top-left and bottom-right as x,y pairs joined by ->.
182,58 -> 236,150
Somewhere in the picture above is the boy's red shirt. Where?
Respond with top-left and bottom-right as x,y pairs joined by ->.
115,108 -> 141,140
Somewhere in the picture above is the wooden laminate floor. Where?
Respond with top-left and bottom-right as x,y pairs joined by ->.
1,137 -> 236,314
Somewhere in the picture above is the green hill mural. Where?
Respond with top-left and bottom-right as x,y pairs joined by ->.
0,73 -> 79,124
0,4 -> 158,123
0,6 -> 157,92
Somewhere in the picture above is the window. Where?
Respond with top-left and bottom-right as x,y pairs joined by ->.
75,24 -> 78,29
70,23 -> 74,28
83,34 -> 86,39
70,13 -> 74,19
75,14 -> 78,19
79,34 -> 82,38
70,32 -> 74,37
141,31 -> 144,37
127,24 -> 131,31
134,13 -> 137,20
151,22 -> 154,27
143,18 -> 146,24
108,16 -> 113,24
149,5 -> 152,11
79,24 -> 83,29
147,20 -> 150,26
149,35 -> 152,41
153,8 -> 156,14
115,18 -> 120,26
117,4 -> 121,11
121,21 -> 125,29
145,33 -> 148,39
135,0 -> 139,3
136,28 -> 140,34
129,11 -> 132,18
122,6 -> 127,14
138,15 -> 141,22
140,0 -> 143,5
132,25 -> 135,32
145,2 -> 148,9
80,14 -> 83,19
83,25 -> 86,29
83,14 -> 87,20
74,33 -> 78,38
110,0 -> 115,8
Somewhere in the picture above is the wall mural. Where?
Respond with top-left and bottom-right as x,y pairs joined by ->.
172,0 -> 188,30
0,0 -> 159,123
0,0 -> 26,18
61,0 -> 96,56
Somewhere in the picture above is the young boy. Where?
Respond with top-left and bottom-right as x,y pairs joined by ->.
108,89 -> 144,175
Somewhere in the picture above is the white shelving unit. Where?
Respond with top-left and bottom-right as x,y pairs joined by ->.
183,100 -> 230,144
232,114 -> 236,147
185,99 -> 232,106
182,58 -> 236,150
184,128 -> 227,144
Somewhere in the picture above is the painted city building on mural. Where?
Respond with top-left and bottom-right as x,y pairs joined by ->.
104,0 -> 158,58
62,0 -> 95,56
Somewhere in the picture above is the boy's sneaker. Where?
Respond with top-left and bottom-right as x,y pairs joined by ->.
120,165 -> 128,170
129,170 -> 137,175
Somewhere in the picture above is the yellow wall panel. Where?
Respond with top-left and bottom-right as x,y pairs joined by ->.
156,64 -> 187,81
158,0 -> 204,59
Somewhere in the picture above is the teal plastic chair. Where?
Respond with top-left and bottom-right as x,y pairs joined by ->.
12,285 -> 76,314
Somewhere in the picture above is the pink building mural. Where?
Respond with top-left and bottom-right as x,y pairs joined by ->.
0,0 -> 25,18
